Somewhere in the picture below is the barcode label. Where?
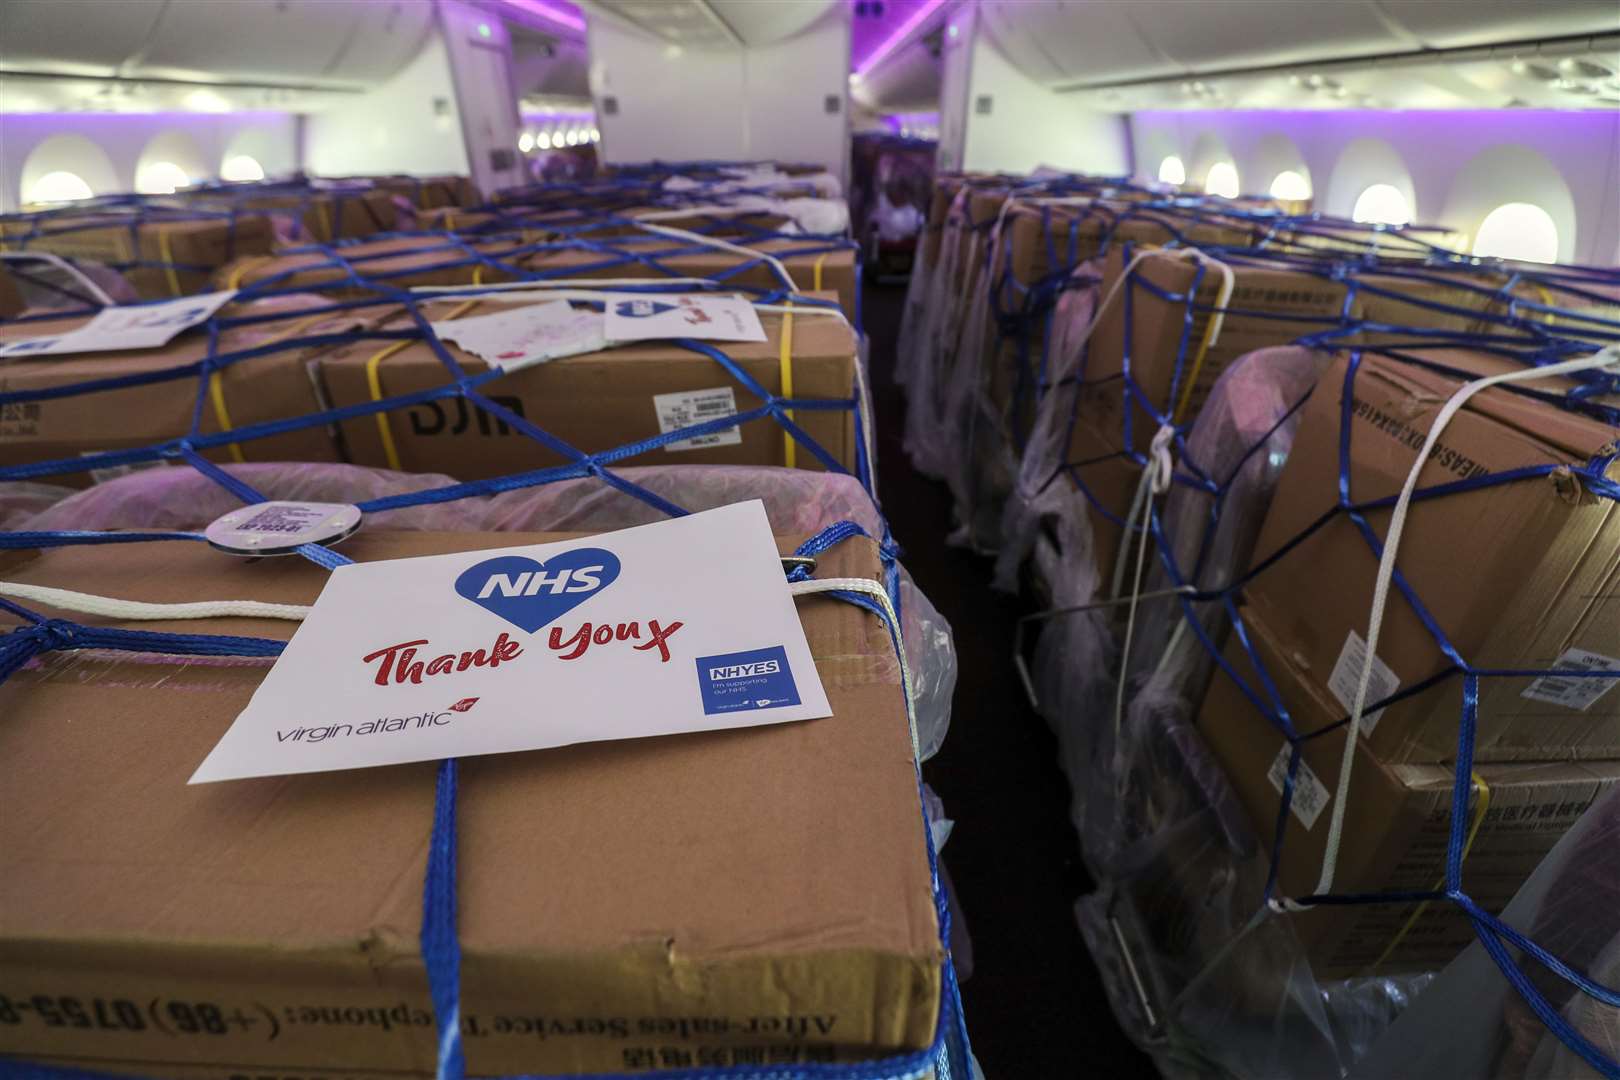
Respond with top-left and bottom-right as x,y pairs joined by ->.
1267,743 -> 1331,831
1327,629 -> 1401,734
80,454 -> 169,486
653,387 -> 743,452
238,505 -> 327,534
1522,648 -> 1620,712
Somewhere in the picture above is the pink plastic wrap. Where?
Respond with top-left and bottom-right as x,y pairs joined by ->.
0,482 -> 76,530
20,462 -> 955,761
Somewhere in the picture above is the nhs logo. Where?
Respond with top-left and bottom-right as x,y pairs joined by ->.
454,548 -> 621,634
696,646 -> 799,715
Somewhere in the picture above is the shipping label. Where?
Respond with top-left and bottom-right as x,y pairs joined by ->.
1327,629 -> 1401,733
1268,742 -> 1332,830
653,388 -> 742,451
1521,648 -> 1620,712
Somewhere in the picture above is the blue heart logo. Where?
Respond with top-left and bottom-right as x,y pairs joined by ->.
454,548 -> 621,633
616,299 -> 677,318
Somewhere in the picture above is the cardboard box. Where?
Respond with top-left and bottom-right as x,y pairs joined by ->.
1079,248 -> 1548,457
1197,606 -> 1620,977
0,213 -> 277,299
319,292 -> 861,481
0,530 -> 941,1075
0,295 -> 380,486
1246,348 -> 1620,763
522,237 -> 860,320
216,233 -> 530,293
352,175 -> 480,210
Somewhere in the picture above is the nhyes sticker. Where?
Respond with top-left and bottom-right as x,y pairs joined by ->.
615,299 -> 679,318
695,646 -> 801,715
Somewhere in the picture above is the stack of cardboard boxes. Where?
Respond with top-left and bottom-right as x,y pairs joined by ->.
1197,347 -> 1620,977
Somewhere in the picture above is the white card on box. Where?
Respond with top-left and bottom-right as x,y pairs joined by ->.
603,295 -> 767,343
190,501 -> 832,783
431,300 -> 607,372
0,291 -> 237,358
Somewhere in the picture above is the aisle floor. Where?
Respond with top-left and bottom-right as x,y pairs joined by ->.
861,279 -> 1156,1078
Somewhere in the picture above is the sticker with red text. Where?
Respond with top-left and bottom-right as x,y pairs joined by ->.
190,501 -> 829,783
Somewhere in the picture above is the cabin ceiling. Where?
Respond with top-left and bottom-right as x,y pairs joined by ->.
856,0 -> 1620,111
579,0 -> 839,49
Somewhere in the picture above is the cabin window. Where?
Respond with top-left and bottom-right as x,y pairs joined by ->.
1471,202 -> 1559,263
519,131 -> 535,153
538,131 -> 554,150
1204,161 -> 1240,199
135,161 -> 190,195
1156,155 -> 1186,185
1268,170 -> 1311,201
26,170 -> 94,204
1352,183 -> 1412,226
220,155 -> 265,182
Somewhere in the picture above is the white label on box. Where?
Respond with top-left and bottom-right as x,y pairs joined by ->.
1327,629 -> 1401,733
653,387 -> 743,452
190,501 -> 831,783
604,295 -> 767,344
431,300 -> 606,373
1522,648 -> 1620,712
1267,743 -> 1332,831
79,453 -> 170,486
0,291 -> 236,358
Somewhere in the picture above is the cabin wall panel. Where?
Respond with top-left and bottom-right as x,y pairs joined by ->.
304,33 -> 471,181
1129,110 -> 1620,265
957,21 -> 1129,177
0,114 -> 298,212
588,9 -> 848,177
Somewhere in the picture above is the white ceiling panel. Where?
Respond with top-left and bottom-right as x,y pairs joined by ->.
0,0 -> 168,75
1122,1 -> 1407,75
710,0 -> 838,46
1377,0 -> 1620,49
979,0 -> 1180,85
133,1 -> 370,85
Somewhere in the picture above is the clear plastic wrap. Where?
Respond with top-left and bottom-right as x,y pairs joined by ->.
994,259 -> 1104,593
0,482 -> 76,529
1025,345 -> 1446,1078
1348,785 -> 1620,1080
21,462 -> 956,762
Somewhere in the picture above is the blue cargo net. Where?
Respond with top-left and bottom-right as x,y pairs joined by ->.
1032,220 -> 1620,1076
0,181 -> 965,1080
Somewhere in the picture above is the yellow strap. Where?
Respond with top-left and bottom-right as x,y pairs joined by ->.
208,377 -> 247,464
1171,292 -> 1225,425
1532,283 -> 1558,327
444,211 -> 457,232
812,251 -> 828,292
779,302 -> 796,469
207,312 -> 328,464
226,255 -> 269,290
365,300 -> 480,471
157,226 -> 183,298
1366,771 -> 1492,973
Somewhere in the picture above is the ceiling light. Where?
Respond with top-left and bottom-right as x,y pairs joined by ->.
183,88 -> 231,113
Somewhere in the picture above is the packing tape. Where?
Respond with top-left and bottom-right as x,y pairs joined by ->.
780,301 -> 796,469
158,225 -> 183,298
366,299 -> 481,471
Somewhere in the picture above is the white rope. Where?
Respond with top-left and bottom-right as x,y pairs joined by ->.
789,576 -> 919,761
1309,343 -> 1620,899
1113,423 -> 1178,747
0,250 -> 117,307
0,581 -> 311,622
